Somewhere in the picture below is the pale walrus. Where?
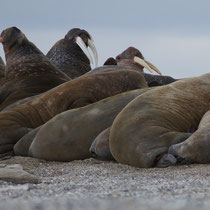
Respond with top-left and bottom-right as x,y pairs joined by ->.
166,110 -> 210,165
85,47 -> 176,86
109,73 -> 210,168
22,88 -> 151,161
0,70 -> 148,157
46,28 -> 98,79
0,27 -> 70,111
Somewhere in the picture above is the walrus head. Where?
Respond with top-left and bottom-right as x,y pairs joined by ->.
0,27 -> 29,58
116,47 -> 162,75
65,28 -> 98,68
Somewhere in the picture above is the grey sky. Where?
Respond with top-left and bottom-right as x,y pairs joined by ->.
1,0 -> 210,78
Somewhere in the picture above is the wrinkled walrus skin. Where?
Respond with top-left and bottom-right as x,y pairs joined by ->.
0,70 -> 148,156
109,73 -> 210,168
27,88 -> 151,161
0,56 -> 5,80
0,27 -> 70,111
168,110 -> 210,165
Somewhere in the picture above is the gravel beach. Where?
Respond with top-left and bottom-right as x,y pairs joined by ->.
0,156 -> 210,210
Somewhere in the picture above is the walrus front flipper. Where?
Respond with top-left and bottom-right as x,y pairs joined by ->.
156,154 -> 177,168
89,127 -> 115,161
14,126 -> 41,157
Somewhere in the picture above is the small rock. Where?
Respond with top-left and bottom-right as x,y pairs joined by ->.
0,164 -> 40,184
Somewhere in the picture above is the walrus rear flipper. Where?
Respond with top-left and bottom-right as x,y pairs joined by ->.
0,144 -> 14,160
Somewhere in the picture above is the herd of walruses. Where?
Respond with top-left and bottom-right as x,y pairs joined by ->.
0,26 -> 209,168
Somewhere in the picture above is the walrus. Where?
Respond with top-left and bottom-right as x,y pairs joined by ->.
85,47 -> 176,86
165,110 -> 210,165
0,26 -> 70,111
0,56 -> 5,80
0,70 -> 148,157
89,127 -> 115,161
19,88 -> 151,161
46,28 -> 98,79
109,73 -> 210,168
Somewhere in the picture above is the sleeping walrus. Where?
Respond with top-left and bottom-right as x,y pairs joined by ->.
109,73 -> 210,168
0,70 -> 148,157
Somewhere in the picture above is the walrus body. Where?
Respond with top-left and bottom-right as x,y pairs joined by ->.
0,70 -> 148,156
27,88 -> 151,161
47,28 -> 98,79
0,56 -> 5,80
85,47 -> 176,87
0,27 -> 70,111
109,74 -> 210,168
89,127 -> 114,161
168,110 -> 210,164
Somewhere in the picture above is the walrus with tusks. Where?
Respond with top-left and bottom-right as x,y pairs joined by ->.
2,46 -> 162,112
46,28 -> 98,79
0,26 -> 70,111
109,73 -> 210,168
85,47 -> 176,87
0,70 -> 149,157
14,88 -> 151,160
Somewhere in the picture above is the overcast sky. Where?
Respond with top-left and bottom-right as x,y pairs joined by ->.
1,0 -> 210,78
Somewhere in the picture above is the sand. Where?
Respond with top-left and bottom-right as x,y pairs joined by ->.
0,156 -> 210,210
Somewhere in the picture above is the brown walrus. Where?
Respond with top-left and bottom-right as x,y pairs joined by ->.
0,26 -> 70,111
0,56 -> 5,80
0,70 -> 148,157
85,47 -> 176,86
109,73 -> 210,168
166,110 -> 210,165
46,28 -> 98,79
20,88 -> 151,161
89,127 -> 114,161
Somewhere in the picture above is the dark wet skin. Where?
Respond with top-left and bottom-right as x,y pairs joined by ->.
0,56 -> 5,80
46,28 -> 92,79
0,27 -> 70,111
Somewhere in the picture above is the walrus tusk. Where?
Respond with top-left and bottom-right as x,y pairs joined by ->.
134,56 -> 162,75
76,36 -> 93,64
88,39 -> 98,68
0,37 -> 2,43
145,60 -> 162,76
